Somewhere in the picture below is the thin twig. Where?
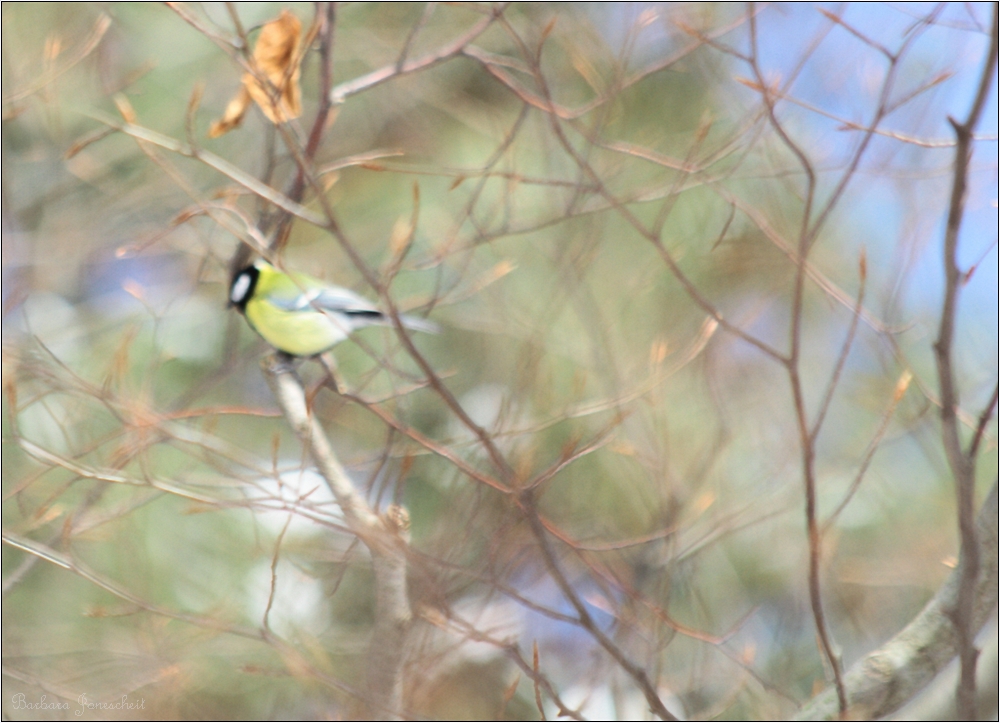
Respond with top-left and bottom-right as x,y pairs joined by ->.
823,370 -> 913,531
810,254 -> 867,442
967,384 -> 999,461
747,3 -> 840,707
330,5 -> 507,103
521,491 -> 680,721
3,14 -> 112,104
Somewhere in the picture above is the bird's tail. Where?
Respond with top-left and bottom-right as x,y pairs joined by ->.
398,314 -> 441,335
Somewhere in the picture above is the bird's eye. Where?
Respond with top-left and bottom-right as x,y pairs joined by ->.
230,273 -> 251,304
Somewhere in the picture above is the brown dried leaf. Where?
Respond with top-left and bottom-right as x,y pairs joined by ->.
243,9 -> 303,124
388,216 -> 413,261
893,370 -> 913,402
692,491 -> 715,514
649,338 -> 669,368
209,10 -> 304,137
464,259 -> 516,296
209,85 -> 252,137
322,170 -> 340,191
44,35 -> 63,62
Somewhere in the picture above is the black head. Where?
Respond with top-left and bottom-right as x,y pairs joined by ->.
228,264 -> 259,312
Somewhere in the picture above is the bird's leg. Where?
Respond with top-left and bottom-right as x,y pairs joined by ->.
267,351 -> 299,374
267,352 -> 324,409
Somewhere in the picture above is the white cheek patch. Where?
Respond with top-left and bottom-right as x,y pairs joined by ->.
231,274 -> 251,304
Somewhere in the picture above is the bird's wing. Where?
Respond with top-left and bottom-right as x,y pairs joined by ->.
310,285 -> 439,333
266,275 -> 437,333
262,279 -> 380,315
308,285 -> 383,314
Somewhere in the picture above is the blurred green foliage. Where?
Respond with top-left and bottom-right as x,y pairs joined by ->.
3,3 -> 997,720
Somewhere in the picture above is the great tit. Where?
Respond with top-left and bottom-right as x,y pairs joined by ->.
229,259 -> 438,357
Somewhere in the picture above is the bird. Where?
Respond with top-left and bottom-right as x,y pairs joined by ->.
229,259 -> 438,357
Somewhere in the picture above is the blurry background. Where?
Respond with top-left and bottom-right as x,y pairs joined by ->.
3,3 -> 997,720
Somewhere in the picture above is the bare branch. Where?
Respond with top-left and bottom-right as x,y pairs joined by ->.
263,355 -> 413,719
932,6 -> 999,715
330,5 -> 507,103
2,13 -> 111,104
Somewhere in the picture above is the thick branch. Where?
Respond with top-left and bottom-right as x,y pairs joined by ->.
796,481 -> 999,721
263,355 -> 412,719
